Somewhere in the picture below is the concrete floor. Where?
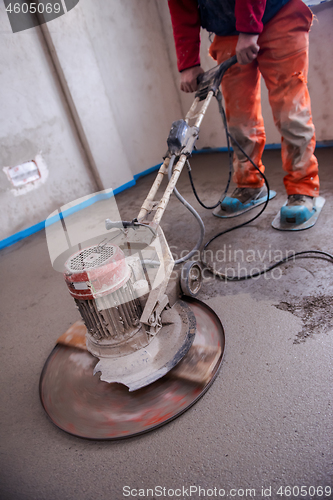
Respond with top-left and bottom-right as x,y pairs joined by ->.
1,148 -> 332,500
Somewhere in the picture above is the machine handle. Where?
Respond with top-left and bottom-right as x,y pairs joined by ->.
105,218 -> 157,237
105,219 -> 138,230
195,55 -> 237,100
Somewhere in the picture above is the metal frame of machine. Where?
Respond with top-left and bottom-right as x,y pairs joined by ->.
39,57 -> 237,439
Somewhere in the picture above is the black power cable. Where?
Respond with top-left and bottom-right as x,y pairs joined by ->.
187,91 -> 233,210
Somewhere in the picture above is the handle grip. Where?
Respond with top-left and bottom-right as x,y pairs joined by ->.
105,219 -> 137,230
196,55 -> 237,100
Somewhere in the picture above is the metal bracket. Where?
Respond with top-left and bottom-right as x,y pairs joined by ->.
146,294 -> 169,336
166,120 -> 199,157
140,227 -> 174,330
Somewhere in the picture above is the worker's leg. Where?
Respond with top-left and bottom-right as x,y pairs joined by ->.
209,37 -> 265,189
257,0 -> 319,197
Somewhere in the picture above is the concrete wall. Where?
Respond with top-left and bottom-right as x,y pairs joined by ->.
307,2 -> 333,140
0,3 -> 97,241
0,0 -> 332,243
0,0 -> 182,242
44,0 -> 182,185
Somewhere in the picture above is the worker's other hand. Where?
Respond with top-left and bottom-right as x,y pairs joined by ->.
236,33 -> 260,65
180,66 -> 204,93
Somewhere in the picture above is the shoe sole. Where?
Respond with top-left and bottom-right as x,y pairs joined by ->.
213,191 -> 277,219
272,196 -> 325,231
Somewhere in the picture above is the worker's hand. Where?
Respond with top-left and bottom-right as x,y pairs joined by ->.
236,33 -> 260,65
180,66 -> 204,93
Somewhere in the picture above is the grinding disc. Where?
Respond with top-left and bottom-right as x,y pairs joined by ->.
39,298 -> 225,440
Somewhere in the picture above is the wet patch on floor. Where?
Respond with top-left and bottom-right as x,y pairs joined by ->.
274,295 -> 333,344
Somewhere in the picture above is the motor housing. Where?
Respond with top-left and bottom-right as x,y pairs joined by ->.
64,243 -> 150,358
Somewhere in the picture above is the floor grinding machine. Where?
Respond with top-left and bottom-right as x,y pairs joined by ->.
40,57 -> 238,440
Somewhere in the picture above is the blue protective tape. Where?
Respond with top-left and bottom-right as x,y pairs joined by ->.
1,143 -> 332,250
2,190 -> 117,250
193,142 -> 333,154
44,189 -> 116,228
134,163 -> 163,180
113,179 -> 136,194
0,221 -> 46,250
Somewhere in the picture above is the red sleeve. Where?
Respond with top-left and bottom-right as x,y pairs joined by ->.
235,0 -> 267,33
168,0 -> 201,72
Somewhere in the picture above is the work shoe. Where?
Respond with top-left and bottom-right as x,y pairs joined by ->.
213,186 -> 275,218
280,194 -> 315,225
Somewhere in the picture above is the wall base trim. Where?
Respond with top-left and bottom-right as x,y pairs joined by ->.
1,142 -> 332,251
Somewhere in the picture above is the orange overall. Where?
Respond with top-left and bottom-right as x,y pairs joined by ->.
209,0 -> 319,197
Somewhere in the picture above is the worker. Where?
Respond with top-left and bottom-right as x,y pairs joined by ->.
168,0 -> 320,228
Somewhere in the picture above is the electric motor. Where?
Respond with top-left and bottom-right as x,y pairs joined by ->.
64,243 -> 150,358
